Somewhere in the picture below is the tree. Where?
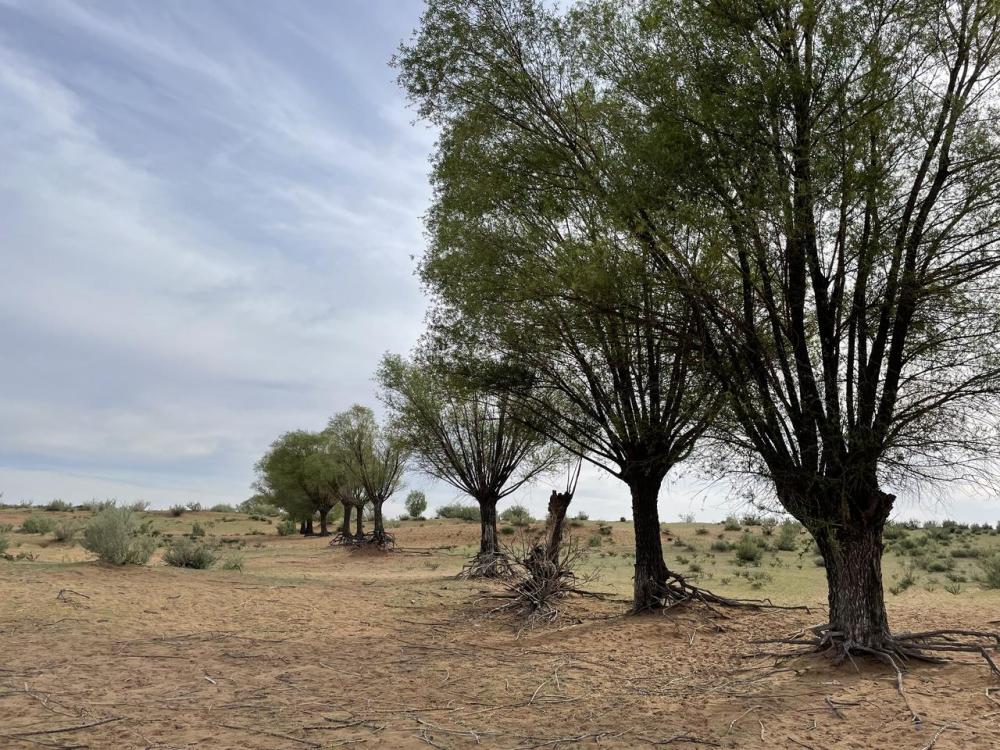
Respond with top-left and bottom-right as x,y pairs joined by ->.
378,353 -> 559,576
404,490 -> 428,519
327,405 -> 407,547
254,430 -> 343,536
396,0 -> 721,609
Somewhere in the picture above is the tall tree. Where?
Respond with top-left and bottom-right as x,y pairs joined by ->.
378,353 -> 559,576
328,405 -> 407,547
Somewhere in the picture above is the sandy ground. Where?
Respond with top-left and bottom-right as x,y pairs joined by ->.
2,518 -> 1000,749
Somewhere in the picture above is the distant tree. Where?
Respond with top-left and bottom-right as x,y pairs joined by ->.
404,490 -> 428,519
379,354 -> 558,575
327,405 -> 407,547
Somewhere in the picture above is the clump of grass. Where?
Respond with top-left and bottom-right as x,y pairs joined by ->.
436,503 -> 481,522
221,552 -> 245,571
695,527 -> 709,535
760,517 -> 778,535
163,538 -> 218,569
44,499 -> 73,512
573,511 -> 589,521
890,565 -> 918,595
710,539 -> 730,552
53,519 -> 83,543
598,524 -> 613,537
0,523 -> 12,534
587,534 -> 603,548
20,515 -> 56,535
734,533 -> 762,564
168,505 -> 187,517
190,521 -> 206,538
276,518 -> 297,536
723,516 -> 742,532
81,506 -> 156,565
500,525 -> 516,535
944,581 -> 963,595
500,504 -> 533,526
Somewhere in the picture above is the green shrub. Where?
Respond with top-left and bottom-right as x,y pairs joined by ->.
163,538 -> 218,569
695,527 -> 709,535
499,504 -> 533,526
977,555 -> 1000,589
775,522 -> 800,551
221,552 -> 245,571
944,581 -> 963,595
276,517 -> 297,536
619,516 -> 627,523
186,502 -> 203,512
740,514 -> 763,526
405,491 -> 428,519
127,501 -> 150,512
883,522 -> 907,540
574,511 -> 590,521
723,516 -> 742,531
81,507 -> 156,565
710,539 -> 730,552
0,535 -> 8,555
190,521 -> 206,538
436,503 -> 481,522
734,534 -> 762,564
760,517 -> 778,535
45,499 -> 73,512
950,546 -> 980,558
53,519 -> 83,543
588,534 -> 603,548
500,525 -> 516,535
20,515 -> 56,535
0,523 -> 12,533
926,558 -> 953,573
209,504 -> 236,513
890,565 -> 918,595
168,505 -> 186,517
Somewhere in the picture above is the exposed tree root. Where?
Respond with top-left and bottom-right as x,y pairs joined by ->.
457,551 -> 516,580
328,531 -> 364,547
754,624 -> 1000,721
638,572 -> 810,617
364,530 -> 396,549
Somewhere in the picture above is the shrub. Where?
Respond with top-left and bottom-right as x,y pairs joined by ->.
598,524 -> 613,536
0,523 -> 11,533
190,521 -> 206,538
950,546 -> 980,558
926,558 -> 953,573
619,516 -> 627,523
53,519 -> 83,543
574,511 -> 590,521
45,499 -> 73,512
740,513 -> 763,526
679,513 -> 696,523
890,565 -> 918,595
695,527 -> 709,535
500,525 -> 516,535
977,555 -> 1000,589
710,539 -> 730,552
813,556 -> 826,567
760,517 -> 778,535
221,552 -> 245,572
127,501 -> 151,512
209,504 -> 236,513
723,516 -> 742,531
163,538 -> 218,569
775,522 -> 800,551
588,534 -> 603,547
499,504 -> 533,526
436,503 -> 481,522
81,507 -> 156,565
276,518 -> 297,536
0,535 -> 8,555
734,534 -> 762,564
186,502 -> 203,512
883,522 -> 907,540
20,515 -> 56,535
405,491 -> 428,519
168,505 -> 186,517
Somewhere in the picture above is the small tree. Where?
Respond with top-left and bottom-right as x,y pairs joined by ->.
404,490 -> 428,519
379,354 -> 558,575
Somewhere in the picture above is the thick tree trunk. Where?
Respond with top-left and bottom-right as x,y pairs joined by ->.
542,490 -> 572,563
373,500 -> 385,537
478,495 -> 499,556
304,518 -> 314,535
340,504 -> 352,537
318,507 -> 331,536
355,505 -> 364,538
299,520 -> 308,535
628,472 -> 670,611
814,515 -> 891,648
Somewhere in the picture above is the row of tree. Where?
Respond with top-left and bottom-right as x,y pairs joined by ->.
387,0 -> 1000,666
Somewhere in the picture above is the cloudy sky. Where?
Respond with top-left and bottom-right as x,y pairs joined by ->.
0,0 -> 992,523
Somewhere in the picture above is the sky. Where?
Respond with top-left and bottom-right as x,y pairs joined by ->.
0,0 -> 995,524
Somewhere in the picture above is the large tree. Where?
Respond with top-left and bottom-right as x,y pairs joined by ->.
327,405 -> 407,547
378,353 -> 559,576
396,3 -> 721,609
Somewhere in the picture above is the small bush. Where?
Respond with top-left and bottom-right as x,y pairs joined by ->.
0,535 -> 8,555
588,534 -> 603,547
0,523 -> 11,533
695,527 -> 709,535
723,516 -> 741,531
209,504 -> 236,513
775,522 -> 800,551
221,552 -> 245,571
436,503 -> 481,522
598,524 -> 613,536
890,565 -> 918,595
574,511 -> 590,521
619,517 -> 627,523
944,581 -> 962,595
163,538 -> 218,569
186,502 -> 203,512
127,501 -> 151,512
950,546 -> 980,558
500,504 -> 533,526
500,525 -> 516,535
977,555 -> 1000,589
883,522 -> 907,540
740,513 -> 763,526
81,507 -> 156,565
405,490 -> 428,520
53,519 -> 83,543
190,521 -> 206,538
20,515 -> 56,535
812,556 -> 826,567
710,539 -> 730,552
45,499 -> 73,512
679,513 -> 696,523
760,517 -> 778,535
926,558 -> 953,573
734,534 -> 762,564
276,518 -> 297,536
168,505 -> 186,517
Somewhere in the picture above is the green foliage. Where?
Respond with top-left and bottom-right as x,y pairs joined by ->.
238,495 -> 280,516
163,538 -> 218,569
53,519 -> 83,543
81,507 -> 156,565
499,504 -> 533,526
190,521 -> 206,538
500,525 -> 516,535
436,503 -> 481,521
574,511 -> 589,521
221,552 -> 245,572
44,499 -> 73,512
20,515 -> 56,535
405,490 -> 428,519
723,516 -> 741,532
186,502 -> 203,512
276,518 -> 298,536
890,566 -> 918,595
127,501 -> 150,512
210,504 -> 237,513
775,522 -> 800,551
0,535 -> 8,555
588,534 -> 602,547
734,534 -> 762,564
695,527 -> 709,535
169,505 -> 186,517
710,539 -> 730,552
977,555 -> 1000,589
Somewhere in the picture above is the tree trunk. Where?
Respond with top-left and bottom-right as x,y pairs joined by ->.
355,505 -> 364,538
813,514 -> 891,648
542,490 -> 572,563
304,518 -> 314,535
373,500 -> 385,537
318,507 -> 331,536
341,504 -> 352,537
478,495 -> 499,556
628,472 -> 670,611
299,520 -> 307,535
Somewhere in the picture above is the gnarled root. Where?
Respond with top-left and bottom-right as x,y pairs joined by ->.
458,551 -> 516,580
328,531 -> 363,547
637,572 -> 809,616
363,530 -> 395,549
